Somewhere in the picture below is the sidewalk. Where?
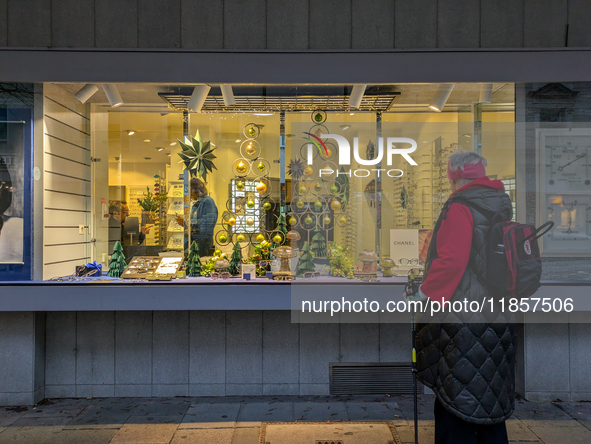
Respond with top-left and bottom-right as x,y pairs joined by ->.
1,395 -> 591,444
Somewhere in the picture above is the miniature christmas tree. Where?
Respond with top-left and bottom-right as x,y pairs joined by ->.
310,225 -> 326,258
273,214 -> 289,248
228,242 -> 243,275
297,241 -> 315,277
186,241 -> 203,277
107,241 -> 127,277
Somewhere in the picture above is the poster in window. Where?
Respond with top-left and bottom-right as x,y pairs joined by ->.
0,118 -> 24,264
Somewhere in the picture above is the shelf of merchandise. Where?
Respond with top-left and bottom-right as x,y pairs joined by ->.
167,179 -> 185,251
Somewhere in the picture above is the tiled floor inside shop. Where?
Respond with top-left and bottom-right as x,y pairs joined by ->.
2,395 -> 591,444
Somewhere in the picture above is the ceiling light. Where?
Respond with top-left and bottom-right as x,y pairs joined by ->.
254,113 -> 273,116
235,139 -> 241,143
187,84 -> 211,112
340,125 -> 351,130
168,153 -> 171,157
479,83 -> 493,103
429,84 -> 454,112
220,84 -> 235,107
156,147 -> 164,151
127,130 -> 135,136
463,134 -> 472,138
350,113 -> 355,116
102,84 -> 123,107
348,84 -> 367,109
74,84 -> 99,104
170,142 -> 177,146
143,139 -> 151,142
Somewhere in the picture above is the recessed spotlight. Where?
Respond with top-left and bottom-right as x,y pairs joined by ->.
127,130 -> 135,136
167,153 -> 171,157
169,142 -> 177,146
350,113 -> 355,116
463,134 -> 472,138
156,147 -> 164,151
144,157 -> 151,160
235,139 -> 241,143
143,139 -> 151,142
254,113 -> 273,116
340,125 -> 350,131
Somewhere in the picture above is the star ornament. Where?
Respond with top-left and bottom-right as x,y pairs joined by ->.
177,130 -> 217,182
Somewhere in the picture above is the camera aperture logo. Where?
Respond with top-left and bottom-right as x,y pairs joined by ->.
303,133 -> 418,178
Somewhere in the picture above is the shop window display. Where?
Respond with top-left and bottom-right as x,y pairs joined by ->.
3,81 -> 589,284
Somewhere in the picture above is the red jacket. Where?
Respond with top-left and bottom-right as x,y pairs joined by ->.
419,177 -> 506,304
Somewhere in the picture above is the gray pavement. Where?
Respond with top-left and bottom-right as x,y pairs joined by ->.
1,395 -> 591,443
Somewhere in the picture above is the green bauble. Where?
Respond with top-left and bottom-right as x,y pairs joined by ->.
314,113 -> 323,122
263,201 -> 272,211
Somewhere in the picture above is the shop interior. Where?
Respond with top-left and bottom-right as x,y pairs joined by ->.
45,83 -> 516,282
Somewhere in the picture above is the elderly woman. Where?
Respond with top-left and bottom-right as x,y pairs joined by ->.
415,150 -> 515,444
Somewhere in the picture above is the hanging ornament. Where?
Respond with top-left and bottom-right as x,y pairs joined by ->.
236,160 -> 247,174
314,200 -> 323,210
256,181 -> 267,194
289,216 -> 297,225
245,142 -> 256,156
323,215 -> 331,224
339,215 -> 347,224
304,215 -> 314,225
263,201 -> 272,211
236,180 -> 245,191
330,185 -> 338,194
246,217 -> 254,226
257,161 -> 266,172
256,233 -> 265,243
219,234 -> 228,243
311,109 -> 327,124
296,200 -> 305,209
244,123 -> 260,139
177,130 -> 217,181
299,185 -> 307,194
247,199 -> 255,208
273,234 -> 283,244
228,216 -> 237,226
314,182 -> 322,192
303,166 -> 314,177
237,234 -> 246,242
330,199 -> 342,211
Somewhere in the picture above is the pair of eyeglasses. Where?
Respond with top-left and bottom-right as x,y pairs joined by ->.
303,271 -> 320,278
210,272 -> 231,281
399,258 -> 419,266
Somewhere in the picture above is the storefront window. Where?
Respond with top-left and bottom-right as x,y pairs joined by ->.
3,81 -> 590,284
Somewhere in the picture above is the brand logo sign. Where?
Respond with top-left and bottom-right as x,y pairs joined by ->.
303,133 -> 417,178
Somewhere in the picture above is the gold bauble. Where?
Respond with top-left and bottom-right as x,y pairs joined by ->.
296,200 -> 305,209
246,217 -> 254,226
236,180 -> 245,191
323,216 -> 331,224
256,234 -> 265,243
273,234 -> 282,244
247,127 -> 256,137
303,166 -> 314,176
321,147 -> 333,158
314,200 -> 323,210
256,182 -> 267,194
339,216 -> 347,224
299,185 -> 307,194
237,234 -> 245,242
330,199 -> 342,211
304,216 -> 313,225
257,161 -> 266,172
236,160 -> 247,174
228,216 -> 237,226
247,199 -> 255,208
289,217 -> 297,225
245,143 -> 256,156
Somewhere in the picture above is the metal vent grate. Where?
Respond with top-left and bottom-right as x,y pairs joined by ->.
159,86 -> 400,112
316,441 -> 343,444
330,363 -> 421,395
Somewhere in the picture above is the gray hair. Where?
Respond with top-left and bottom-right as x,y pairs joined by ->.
448,150 -> 487,172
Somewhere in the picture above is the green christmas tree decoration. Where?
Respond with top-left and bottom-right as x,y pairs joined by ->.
273,214 -> 289,248
107,241 -> 127,277
186,241 -> 203,277
297,242 -> 315,277
228,242 -> 243,275
310,225 -> 327,258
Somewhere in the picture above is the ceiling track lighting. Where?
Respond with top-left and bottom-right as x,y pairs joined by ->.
220,84 -> 235,107
479,83 -> 493,103
102,84 -> 123,107
348,84 -> 367,109
429,84 -> 455,112
188,84 -> 211,112
74,84 -> 98,104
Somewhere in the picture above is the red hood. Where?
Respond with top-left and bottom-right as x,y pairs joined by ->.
451,176 -> 505,196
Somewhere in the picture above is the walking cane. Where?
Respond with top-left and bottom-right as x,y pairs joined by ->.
405,268 -> 423,444
411,308 -> 419,444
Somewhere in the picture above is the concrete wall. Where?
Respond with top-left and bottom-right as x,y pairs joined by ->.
43,310 -> 411,399
0,0 -> 589,50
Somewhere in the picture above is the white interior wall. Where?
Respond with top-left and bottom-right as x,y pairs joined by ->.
43,84 -> 91,280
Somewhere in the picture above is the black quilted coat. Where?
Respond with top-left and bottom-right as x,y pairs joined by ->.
415,185 -> 515,425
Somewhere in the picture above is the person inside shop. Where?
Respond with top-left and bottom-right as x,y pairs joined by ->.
109,202 -> 151,245
0,158 -> 23,264
176,177 -> 218,256
408,151 -> 515,444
